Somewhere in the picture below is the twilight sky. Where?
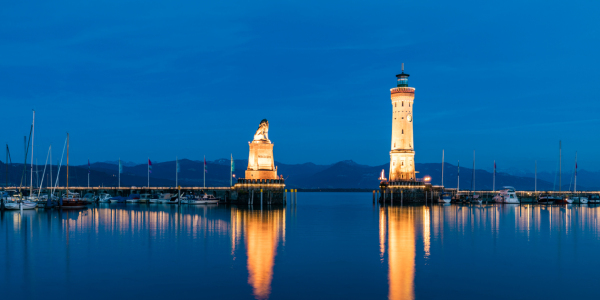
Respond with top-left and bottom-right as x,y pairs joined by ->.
2,0 -> 599,173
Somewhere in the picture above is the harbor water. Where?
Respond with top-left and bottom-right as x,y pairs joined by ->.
2,192 -> 600,299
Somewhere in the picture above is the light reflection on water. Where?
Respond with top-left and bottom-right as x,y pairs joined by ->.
231,208 -> 285,300
3,195 -> 600,299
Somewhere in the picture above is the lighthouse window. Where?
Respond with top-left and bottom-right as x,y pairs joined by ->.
409,103 -> 410,107
402,129 -> 404,134
395,103 -> 396,107
402,102 -> 404,107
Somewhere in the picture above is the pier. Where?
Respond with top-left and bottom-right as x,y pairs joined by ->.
1,181 -> 292,205
376,185 -> 600,204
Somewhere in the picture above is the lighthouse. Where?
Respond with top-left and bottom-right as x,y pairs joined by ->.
389,64 -> 416,182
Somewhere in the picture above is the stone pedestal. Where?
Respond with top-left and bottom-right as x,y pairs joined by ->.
245,140 -> 278,180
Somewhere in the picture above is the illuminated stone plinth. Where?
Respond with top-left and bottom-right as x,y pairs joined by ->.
245,119 -> 278,180
246,141 -> 278,179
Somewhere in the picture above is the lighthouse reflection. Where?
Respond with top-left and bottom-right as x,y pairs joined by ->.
380,206 -> 418,300
231,207 -> 286,300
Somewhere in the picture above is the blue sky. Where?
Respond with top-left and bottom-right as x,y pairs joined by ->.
2,0 -> 599,172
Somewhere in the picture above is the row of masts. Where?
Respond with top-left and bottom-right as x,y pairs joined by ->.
4,111 -> 70,198
441,141 -> 579,192
5,111 -> 233,192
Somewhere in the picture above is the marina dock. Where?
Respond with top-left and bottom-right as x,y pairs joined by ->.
376,186 -> 600,204
1,179 -> 291,205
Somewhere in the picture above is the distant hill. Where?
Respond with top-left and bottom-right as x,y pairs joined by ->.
1,159 -> 598,190
102,160 -> 139,167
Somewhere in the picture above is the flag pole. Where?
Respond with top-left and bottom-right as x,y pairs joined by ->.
575,152 -> 577,193
441,149 -> 444,187
493,160 -> 495,192
457,160 -> 460,192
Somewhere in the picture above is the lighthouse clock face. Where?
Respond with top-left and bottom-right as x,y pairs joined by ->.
407,114 -> 413,122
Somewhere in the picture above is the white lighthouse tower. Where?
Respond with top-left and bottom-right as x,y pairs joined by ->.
389,64 -> 416,182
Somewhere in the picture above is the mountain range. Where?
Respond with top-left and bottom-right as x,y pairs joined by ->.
0,159 -> 598,191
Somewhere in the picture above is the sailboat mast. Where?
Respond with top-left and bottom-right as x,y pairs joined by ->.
575,152 -> 577,193
493,160 -> 495,192
457,160 -> 460,192
50,146 -> 52,189
559,140 -> 562,192
535,160 -> 537,193
66,133 -> 69,195
441,150 -> 444,187
30,110 -> 35,197
472,150 -> 475,192
5,145 -> 8,189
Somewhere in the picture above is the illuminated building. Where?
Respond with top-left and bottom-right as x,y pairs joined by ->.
389,64 -> 416,182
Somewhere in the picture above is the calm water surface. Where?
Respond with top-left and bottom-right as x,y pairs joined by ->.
2,192 -> 600,299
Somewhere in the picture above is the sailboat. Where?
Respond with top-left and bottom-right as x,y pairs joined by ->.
469,151 -> 482,204
6,111 -> 37,210
570,152 -> 588,204
59,133 -> 87,209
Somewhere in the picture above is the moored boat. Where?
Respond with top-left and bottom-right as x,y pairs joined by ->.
555,195 -> 573,204
181,194 -> 220,204
163,196 -> 179,204
60,197 -> 88,209
572,196 -> 588,204
82,193 -> 96,203
98,193 -> 111,203
470,194 -> 483,204
493,187 -> 519,204
588,194 -> 600,204
139,193 -> 151,203
4,200 -> 37,210
538,194 -> 558,204
58,134 -> 87,209
158,193 -> 177,204
438,192 -> 451,203
149,193 -> 162,203
125,194 -> 141,203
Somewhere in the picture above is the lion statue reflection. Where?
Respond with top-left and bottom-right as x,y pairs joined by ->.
253,119 -> 270,141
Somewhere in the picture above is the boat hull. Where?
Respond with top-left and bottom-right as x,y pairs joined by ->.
182,200 -> 219,205
60,200 -> 88,209
4,202 -> 37,210
4,203 -> 20,210
555,199 -> 574,204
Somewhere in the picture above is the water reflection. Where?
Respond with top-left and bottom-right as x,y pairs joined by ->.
231,207 -> 286,300
380,206 -> 416,300
427,204 -> 600,238
5,198 -> 600,300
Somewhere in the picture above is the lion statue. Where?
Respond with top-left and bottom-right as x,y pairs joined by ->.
253,119 -> 269,141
